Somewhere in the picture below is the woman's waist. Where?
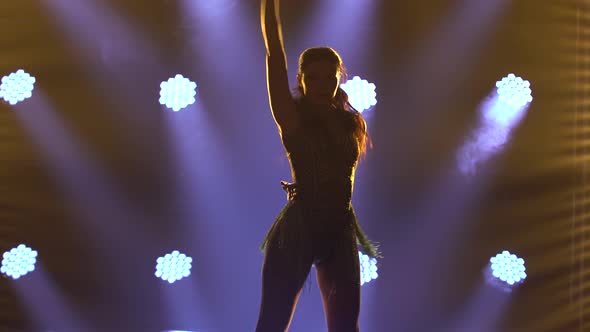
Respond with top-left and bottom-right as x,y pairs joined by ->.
280,181 -> 352,208
294,177 -> 352,190
296,190 -> 352,203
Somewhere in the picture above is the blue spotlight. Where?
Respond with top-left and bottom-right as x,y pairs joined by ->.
495,73 -> 532,109
456,74 -> 533,175
484,73 -> 532,127
484,250 -> 527,292
1,244 -> 38,280
155,250 -> 193,284
490,250 -> 527,285
359,251 -> 378,285
159,74 -> 197,112
0,69 -> 36,105
340,76 -> 377,113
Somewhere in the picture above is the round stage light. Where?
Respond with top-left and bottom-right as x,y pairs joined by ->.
495,73 -> 532,109
0,69 -> 36,105
490,250 -> 527,286
159,74 -> 197,112
155,250 -> 193,284
1,244 -> 38,280
484,249 -> 527,292
359,251 -> 378,286
340,76 -> 377,113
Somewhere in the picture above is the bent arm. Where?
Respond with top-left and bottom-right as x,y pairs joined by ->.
261,0 -> 299,134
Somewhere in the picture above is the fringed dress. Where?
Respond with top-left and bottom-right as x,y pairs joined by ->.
260,101 -> 380,274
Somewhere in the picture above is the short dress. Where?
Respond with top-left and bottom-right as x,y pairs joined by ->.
260,102 -> 381,271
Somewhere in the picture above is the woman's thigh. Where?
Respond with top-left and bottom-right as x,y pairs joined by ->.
314,228 -> 361,332
256,231 -> 314,331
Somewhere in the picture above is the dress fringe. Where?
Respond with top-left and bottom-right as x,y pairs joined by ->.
260,199 -> 381,260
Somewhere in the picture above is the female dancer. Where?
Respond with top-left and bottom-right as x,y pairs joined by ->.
257,0 -> 380,331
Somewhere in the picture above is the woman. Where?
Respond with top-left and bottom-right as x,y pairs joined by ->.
257,0 -> 380,331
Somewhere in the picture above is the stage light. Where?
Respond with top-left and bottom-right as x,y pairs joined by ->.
155,250 -> 193,284
483,73 -> 533,127
340,76 -> 377,113
456,74 -> 533,175
1,244 -> 38,280
490,250 -> 526,285
484,250 -> 527,292
0,69 -> 36,105
159,74 -> 197,112
359,251 -> 378,286
495,73 -> 532,109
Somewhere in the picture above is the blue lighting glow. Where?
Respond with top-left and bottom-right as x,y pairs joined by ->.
340,76 -> 377,113
456,74 -> 533,175
0,69 -> 36,105
155,250 -> 193,284
159,74 -> 197,112
1,244 -> 38,280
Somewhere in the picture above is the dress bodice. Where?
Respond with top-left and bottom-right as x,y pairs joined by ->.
280,102 -> 360,208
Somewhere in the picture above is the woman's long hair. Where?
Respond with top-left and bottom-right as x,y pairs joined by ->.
293,46 -> 373,160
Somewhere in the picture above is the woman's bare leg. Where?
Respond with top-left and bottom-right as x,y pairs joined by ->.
256,239 -> 313,332
315,229 -> 361,332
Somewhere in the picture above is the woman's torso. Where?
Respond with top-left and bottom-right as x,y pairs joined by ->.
281,101 -> 360,209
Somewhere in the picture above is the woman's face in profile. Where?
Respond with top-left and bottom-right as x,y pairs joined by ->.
300,61 -> 340,106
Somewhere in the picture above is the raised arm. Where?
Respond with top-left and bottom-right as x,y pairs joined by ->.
261,0 -> 299,135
